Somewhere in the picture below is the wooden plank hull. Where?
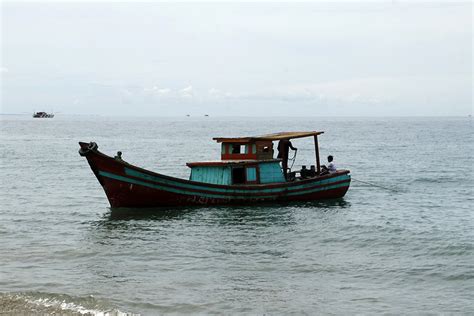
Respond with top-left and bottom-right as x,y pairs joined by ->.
79,142 -> 351,208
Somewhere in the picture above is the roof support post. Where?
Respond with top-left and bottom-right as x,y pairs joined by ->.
314,135 -> 321,174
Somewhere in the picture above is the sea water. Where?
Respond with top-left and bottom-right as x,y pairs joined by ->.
0,116 -> 472,315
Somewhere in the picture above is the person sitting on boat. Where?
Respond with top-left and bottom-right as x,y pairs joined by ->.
327,155 -> 336,172
322,155 -> 336,173
277,139 -> 297,178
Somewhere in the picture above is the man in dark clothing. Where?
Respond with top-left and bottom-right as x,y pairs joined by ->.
277,139 -> 297,179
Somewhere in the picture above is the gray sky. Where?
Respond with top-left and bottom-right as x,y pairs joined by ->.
1,1 -> 472,116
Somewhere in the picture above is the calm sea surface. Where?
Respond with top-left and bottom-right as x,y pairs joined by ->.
0,116 -> 472,315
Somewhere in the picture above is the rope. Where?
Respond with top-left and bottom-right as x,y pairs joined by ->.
289,149 -> 298,170
284,154 -> 397,192
352,178 -> 399,192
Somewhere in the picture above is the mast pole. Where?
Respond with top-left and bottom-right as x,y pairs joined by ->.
314,135 -> 321,174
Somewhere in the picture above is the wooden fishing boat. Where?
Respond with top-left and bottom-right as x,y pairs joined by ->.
79,131 -> 350,208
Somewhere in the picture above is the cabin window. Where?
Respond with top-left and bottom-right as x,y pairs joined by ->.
232,167 -> 246,184
246,167 -> 257,182
231,144 -> 248,154
221,144 -> 227,154
252,144 -> 256,154
256,142 -> 274,160
231,144 -> 243,154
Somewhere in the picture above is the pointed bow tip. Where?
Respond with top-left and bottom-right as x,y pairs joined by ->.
79,141 -> 89,148
78,141 -> 98,156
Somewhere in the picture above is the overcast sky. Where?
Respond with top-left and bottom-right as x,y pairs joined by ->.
1,1 -> 472,116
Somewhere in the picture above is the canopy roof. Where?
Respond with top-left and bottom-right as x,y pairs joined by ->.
213,131 -> 324,143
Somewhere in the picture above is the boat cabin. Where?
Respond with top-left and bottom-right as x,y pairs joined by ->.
186,131 -> 324,185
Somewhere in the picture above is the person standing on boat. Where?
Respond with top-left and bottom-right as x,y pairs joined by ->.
277,139 -> 297,178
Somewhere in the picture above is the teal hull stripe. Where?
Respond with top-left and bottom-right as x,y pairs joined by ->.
124,167 -> 350,194
99,171 -> 349,199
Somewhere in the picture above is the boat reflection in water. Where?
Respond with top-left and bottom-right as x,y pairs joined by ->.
105,198 -> 351,221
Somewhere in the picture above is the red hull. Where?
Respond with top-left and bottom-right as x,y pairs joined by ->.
79,142 -> 350,208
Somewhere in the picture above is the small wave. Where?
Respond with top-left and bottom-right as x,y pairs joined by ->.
410,176 -> 463,184
0,292 -> 138,316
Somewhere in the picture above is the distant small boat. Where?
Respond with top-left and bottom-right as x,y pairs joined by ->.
33,111 -> 54,118
79,131 -> 351,208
